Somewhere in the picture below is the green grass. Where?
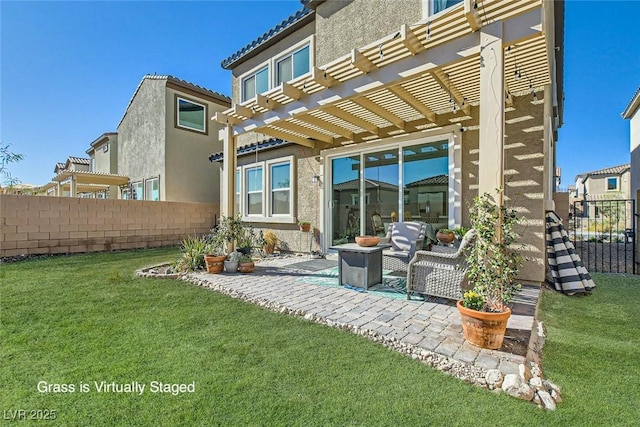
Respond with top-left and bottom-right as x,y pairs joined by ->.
1,250 -> 638,425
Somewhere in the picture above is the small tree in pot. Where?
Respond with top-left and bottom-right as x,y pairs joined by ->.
458,191 -> 523,349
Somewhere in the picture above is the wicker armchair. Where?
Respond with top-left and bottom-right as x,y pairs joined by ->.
406,229 -> 476,300
380,222 -> 427,273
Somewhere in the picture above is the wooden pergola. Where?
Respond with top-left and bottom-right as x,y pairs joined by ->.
213,0 -> 562,216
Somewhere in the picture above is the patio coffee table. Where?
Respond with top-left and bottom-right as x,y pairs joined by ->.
330,243 -> 391,289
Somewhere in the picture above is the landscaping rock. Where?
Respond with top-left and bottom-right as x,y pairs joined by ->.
485,369 -> 504,390
537,390 -> 557,410
502,374 -> 535,401
519,363 -> 533,382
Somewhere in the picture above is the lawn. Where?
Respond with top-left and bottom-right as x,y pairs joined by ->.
1,249 -> 638,426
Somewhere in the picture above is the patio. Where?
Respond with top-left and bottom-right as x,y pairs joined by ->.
181,254 -> 542,385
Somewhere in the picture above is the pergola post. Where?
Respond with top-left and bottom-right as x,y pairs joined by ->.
478,21 -> 505,205
69,175 -> 77,198
221,125 -> 236,219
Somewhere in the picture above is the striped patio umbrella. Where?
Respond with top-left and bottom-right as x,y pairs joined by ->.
545,211 -> 596,295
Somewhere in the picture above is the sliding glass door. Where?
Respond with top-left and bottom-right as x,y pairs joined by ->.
327,135 -> 452,246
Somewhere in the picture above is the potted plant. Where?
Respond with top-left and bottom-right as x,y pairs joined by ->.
238,254 -> 255,273
203,229 -> 227,274
454,226 -> 469,241
457,191 -> 523,349
436,228 -> 456,244
298,220 -> 311,232
217,214 -> 244,252
236,225 -> 256,255
262,229 -> 278,254
224,251 -> 242,273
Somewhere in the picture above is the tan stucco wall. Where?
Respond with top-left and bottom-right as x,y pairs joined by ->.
314,0 -> 422,65
118,79 -> 167,199
585,171 -> 631,199
0,194 -> 218,257
164,87 -> 228,203
553,192 -> 570,224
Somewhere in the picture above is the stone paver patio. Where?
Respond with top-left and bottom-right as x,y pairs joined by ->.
174,255 -> 542,385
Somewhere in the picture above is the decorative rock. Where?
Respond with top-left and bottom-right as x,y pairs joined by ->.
537,390 -> 557,410
543,380 -> 561,395
550,389 -> 562,403
485,369 -> 504,390
519,363 -> 533,382
502,374 -> 535,401
529,377 -> 543,388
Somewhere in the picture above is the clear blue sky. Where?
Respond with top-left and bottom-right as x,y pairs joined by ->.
2,0 -> 639,188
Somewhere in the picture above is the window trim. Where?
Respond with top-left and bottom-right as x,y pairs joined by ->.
240,65 -> 269,103
606,176 -> 619,192
144,176 -> 160,201
237,155 -> 296,224
427,0 -> 464,17
175,95 -> 208,134
275,43 -> 311,87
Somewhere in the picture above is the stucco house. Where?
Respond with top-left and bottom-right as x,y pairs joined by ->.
117,74 -> 231,203
622,86 -> 640,203
213,0 -> 564,285
42,134 -> 129,198
571,163 -> 631,219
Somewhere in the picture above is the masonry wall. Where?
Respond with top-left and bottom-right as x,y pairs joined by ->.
0,195 -> 218,258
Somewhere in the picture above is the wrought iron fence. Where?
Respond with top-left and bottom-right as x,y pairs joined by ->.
570,199 -> 636,274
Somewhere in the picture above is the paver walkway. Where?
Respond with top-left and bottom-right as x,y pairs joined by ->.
184,255 -> 541,379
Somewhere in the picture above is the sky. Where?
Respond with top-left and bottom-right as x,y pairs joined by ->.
1,0 -> 639,188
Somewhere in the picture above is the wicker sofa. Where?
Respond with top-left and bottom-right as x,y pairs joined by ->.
406,229 -> 476,300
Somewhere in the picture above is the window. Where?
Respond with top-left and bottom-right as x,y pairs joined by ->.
246,166 -> 263,215
103,143 -> 109,153
236,156 -> 295,222
132,181 -> 143,200
276,45 -> 310,86
241,67 -> 269,102
270,162 -> 291,215
122,189 -> 130,200
606,177 -> 619,191
430,0 -> 463,15
145,177 -> 160,201
176,96 -> 206,133
90,157 -> 95,172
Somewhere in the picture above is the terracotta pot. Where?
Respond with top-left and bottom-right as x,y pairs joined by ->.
436,231 -> 455,244
299,224 -> 311,232
204,255 -> 226,274
264,243 -> 275,254
355,235 -> 380,247
238,261 -> 255,273
456,300 -> 511,350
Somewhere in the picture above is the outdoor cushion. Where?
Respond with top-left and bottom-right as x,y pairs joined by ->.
389,222 -> 424,252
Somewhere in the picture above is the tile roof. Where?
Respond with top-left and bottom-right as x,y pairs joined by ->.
576,163 -> 630,181
221,7 -> 314,69
68,157 -> 91,165
622,86 -> 640,119
117,74 -> 231,128
209,138 -> 290,162
405,174 -> 449,187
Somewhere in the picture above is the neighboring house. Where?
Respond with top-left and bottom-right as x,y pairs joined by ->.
622,86 -> 640,203
213,0 -> 564,284
570,163 -> 631,218
44,134 -> 129,198
117,74 -> 231,203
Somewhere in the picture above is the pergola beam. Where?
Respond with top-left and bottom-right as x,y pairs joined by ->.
352,97 -> 405,130
256,94 -> 282,110
322,105 -> 383,137
281,82 -> 304,100
430,69 -> 471,115
388,85 -> 436,122
400,24 -> 424,55
296,114 -> 355,140
232,103 -> 254,119
311,66 -> 338,88
351,48 -> 378,74
275,121 -> 335,144
464,0 -> 482,32
258,127 -> 316,148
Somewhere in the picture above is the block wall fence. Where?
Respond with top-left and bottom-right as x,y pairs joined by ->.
0,195 -> 219,258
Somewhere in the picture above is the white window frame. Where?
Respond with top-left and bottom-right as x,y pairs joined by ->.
132,181 -> 143,200
238,35 -> 314,103
245,165 -> 264,216
426,0 -> 464,17
176,96 -> 207,133
145,177 -> 160,201
275,42 -> 311,87
606,176 -> 619,192
237,155 -> 296,224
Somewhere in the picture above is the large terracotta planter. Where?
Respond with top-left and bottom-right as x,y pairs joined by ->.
456,300 -> 511,350
264,243 -> 275,254
355,235 -> 380,247
204,255 -> 226,274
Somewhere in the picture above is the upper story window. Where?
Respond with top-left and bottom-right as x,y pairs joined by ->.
242,67 -> 269,103
276,45 -> 310,86
607,177 -> 619,191
239,37 -> 313,103
176,96 -> 206,133
430,0 -> 463,15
